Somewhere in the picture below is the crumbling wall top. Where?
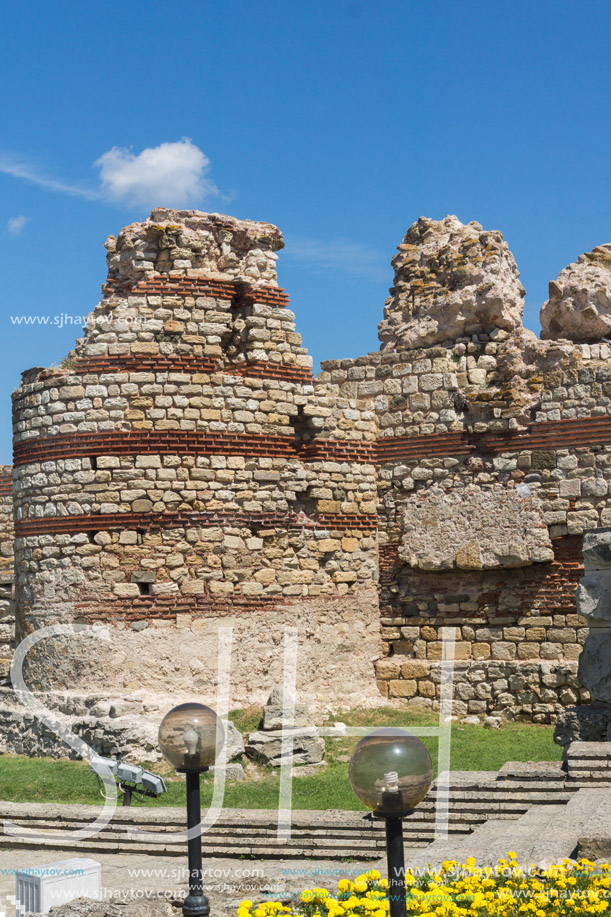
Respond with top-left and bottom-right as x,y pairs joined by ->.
541,245 -> 611,342
104,208 -> 284,291
378,215 -> 525,351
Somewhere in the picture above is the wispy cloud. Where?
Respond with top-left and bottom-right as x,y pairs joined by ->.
283,236 -> 388,282
0,139 -> 217,210
0,155 -> 99,200
7,215 -> 30,236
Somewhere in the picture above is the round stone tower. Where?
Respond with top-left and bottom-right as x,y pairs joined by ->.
12,209 -> 380,707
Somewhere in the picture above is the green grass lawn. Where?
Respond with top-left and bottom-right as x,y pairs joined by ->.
0,706 -> 562,811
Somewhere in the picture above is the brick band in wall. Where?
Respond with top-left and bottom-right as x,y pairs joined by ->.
14,430 -> 298,465
378,535 -> 584,621
16,414 -> 611,468
15,510 -> 377,537
73,355 -> 314,383
32,592 -> 295,624
14,431 -> 372,466
101,274 -> 291,308
377,414 -> 611,463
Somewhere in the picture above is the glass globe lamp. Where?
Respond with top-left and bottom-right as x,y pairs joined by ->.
158,702 -> 224,773
349,726 -> 433,817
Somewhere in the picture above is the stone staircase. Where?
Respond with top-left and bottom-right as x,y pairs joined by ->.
565,741 -> 611,784
0,761 -> 583,861
405,787 -> 609,868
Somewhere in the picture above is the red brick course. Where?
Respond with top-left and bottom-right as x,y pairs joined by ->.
15,509 -> 377,537
14,430 -> 299,465
71,592 -> 292,623
376,415 -> 611,462
378,535 -> 584,621
101,274 -> 290,308
72,355 -> 314,383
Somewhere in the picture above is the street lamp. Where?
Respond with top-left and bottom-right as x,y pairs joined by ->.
159,702 -> 225,917
349,727 -> 433,917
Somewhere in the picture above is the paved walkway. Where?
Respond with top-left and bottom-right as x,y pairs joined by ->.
0,848 -> 362,917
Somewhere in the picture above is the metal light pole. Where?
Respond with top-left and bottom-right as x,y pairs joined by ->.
348,728 -> 433,917
158,702 -> 224,917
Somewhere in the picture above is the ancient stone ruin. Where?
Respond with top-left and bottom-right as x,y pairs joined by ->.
3,208 -> 611,755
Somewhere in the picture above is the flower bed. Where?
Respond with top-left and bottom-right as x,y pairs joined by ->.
238,858 -> 611,916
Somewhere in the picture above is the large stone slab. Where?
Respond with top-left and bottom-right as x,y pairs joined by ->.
245,726 -> 325,766
577,789 -> 611,859
399,484 -> 553,570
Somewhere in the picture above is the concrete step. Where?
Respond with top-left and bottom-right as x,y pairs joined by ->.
403,804 -> 568,869
406,788 -> 610,869
524,789 -> 608,864
577,789 -> 611,860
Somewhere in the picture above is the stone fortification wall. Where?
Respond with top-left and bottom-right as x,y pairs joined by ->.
9,208 -> 611,727
0,465 -> 14,678
11,209 -> 380,708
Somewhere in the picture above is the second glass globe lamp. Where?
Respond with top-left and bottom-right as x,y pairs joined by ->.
349,726 -> 433,817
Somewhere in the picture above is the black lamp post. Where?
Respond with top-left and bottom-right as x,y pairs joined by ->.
158,702 -> 224,917
348,728 -> 433,917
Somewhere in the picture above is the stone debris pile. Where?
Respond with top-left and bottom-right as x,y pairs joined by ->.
541,245 -> 611,342
245,688 -> 325,767
378,215 -> 525,350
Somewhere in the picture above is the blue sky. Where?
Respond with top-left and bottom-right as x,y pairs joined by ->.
1,0 -> 610,463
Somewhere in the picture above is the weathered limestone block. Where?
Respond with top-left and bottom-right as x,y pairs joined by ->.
245,726 -> 325,767
398,484 -> 553,570
262,704 -> 310,730
210,762 -> 246,781
261,686 -> 311,730
379,215 -> 525,350
541,245 -> 611,342
223,720 -> 246,761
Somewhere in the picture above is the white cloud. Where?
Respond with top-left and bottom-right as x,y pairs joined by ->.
283,236 -> 388,282
7,215 -> 30,235
0,139 -> 217,210
95,138 -> 217,208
